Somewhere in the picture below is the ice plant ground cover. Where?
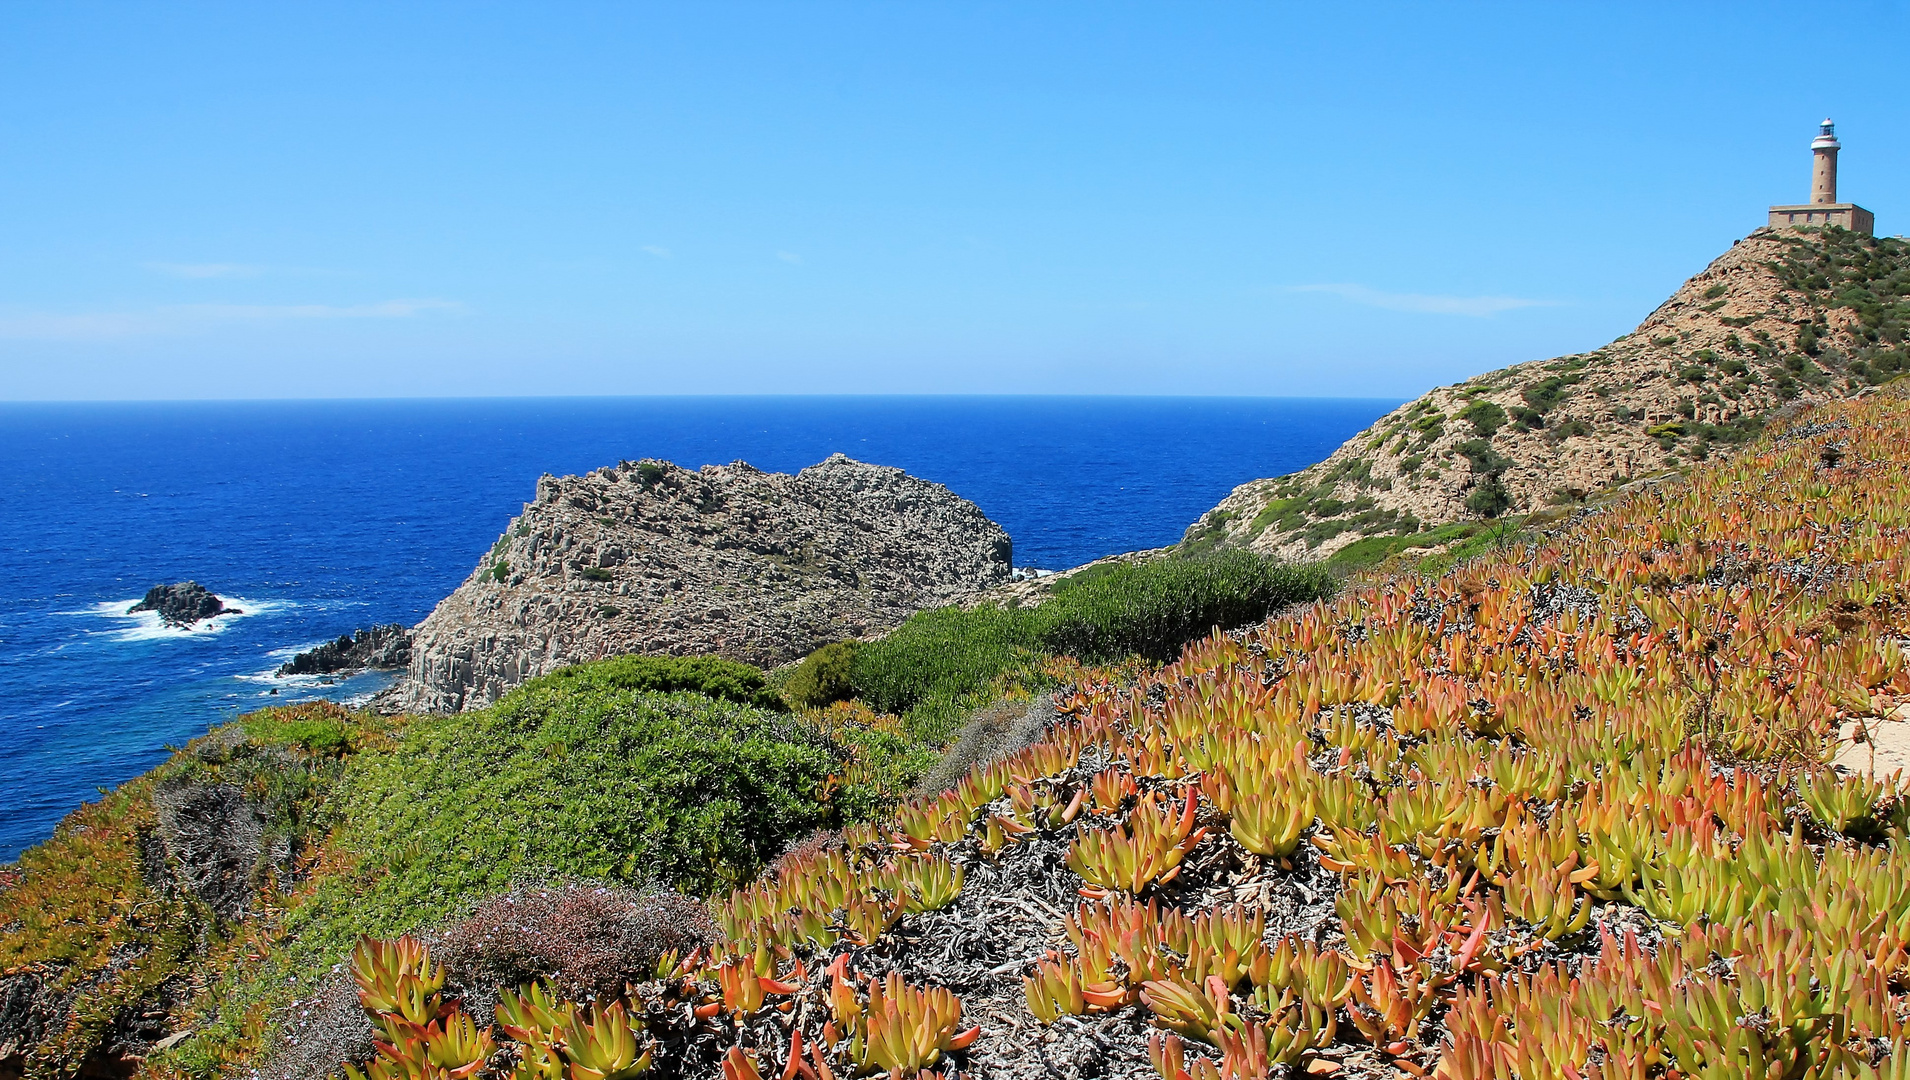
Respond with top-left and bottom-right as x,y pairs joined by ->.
347,390 -> 1910,1079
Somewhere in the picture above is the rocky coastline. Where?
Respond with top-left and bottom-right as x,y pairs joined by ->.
275,625 -> 412,677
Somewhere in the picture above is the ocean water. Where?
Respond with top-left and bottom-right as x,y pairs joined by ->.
0,396 -> 1395,861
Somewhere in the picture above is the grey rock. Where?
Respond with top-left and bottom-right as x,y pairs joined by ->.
400,453 -> 1012,713
128,581 -> 235,627
276,625 -> 412,677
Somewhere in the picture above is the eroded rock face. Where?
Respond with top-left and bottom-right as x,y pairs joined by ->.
400,453 -> 1012,713
127,582 -> 233,627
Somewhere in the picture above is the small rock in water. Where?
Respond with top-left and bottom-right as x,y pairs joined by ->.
128,581 -> 236,627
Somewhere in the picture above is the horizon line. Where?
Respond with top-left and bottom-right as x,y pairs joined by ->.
0,391 -> 1411,406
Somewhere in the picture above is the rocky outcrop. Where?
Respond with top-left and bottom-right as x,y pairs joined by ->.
276,625 -> 411,677
1186,227 -> 1909,559
128,582 -> 236,627
400,454 -> 1013,713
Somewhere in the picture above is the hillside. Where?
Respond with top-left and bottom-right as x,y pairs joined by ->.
10,373 -> 1910,1080
1185,226 -> 1910,560
401,453 -> 1012,713
331,391 -> 1910,1080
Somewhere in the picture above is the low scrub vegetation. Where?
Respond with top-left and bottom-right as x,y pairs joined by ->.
341,391 -> 1910,1079
0,661 -> 892,1078
844,552 -> 1334,741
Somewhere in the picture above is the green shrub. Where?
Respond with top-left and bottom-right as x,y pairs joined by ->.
784,641 -> 861,710
1038,551 -> 1334,664
852,605 -> 1041,718
330,688 -> 842,905
522,654 -> 786,711
579,566 -> 615,582
489,559 -> 511,584
849,552 -> 1335,724
1323,523 -> 1480,575
1466,476 -> 1513,518
1458,400 -> 1507,436
1521,375 -> 1580,413
1455,439 -> 1512,475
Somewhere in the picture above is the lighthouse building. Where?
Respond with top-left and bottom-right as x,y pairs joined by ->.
1769,119 -> 1874,234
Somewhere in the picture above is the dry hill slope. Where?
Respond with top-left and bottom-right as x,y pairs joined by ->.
1185,226 -> 1910,560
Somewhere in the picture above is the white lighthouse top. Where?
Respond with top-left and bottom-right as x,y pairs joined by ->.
1813,118 -> 1841,151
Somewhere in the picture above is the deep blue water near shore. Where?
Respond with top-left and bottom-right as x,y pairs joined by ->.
0,396 -> 1395,861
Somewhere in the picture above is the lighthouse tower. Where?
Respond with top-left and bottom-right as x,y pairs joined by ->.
1811,118 -> 1840,204
1769,119 -> 1874,234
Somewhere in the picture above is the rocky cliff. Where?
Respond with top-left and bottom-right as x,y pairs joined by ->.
400,454 -> 1012,713
1186,226 -> 1910,559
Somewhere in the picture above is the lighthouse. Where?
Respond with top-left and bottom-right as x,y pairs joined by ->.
1769,118 -> 1874,234
1811,118 -> 1840,204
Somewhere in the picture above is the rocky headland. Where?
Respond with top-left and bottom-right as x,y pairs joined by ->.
1184,227 -> 1910,559
275,625 -> 412,677
127,581 -> 236,628
399,453 -> 1013,713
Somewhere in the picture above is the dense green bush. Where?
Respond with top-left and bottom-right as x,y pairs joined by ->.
1039,551 -> 1334,664
852,605 -> 1041,719
782,640 -> 861,710
332,687 -> 842,906
841,551 -> 1335,725
520,653 -> 785,711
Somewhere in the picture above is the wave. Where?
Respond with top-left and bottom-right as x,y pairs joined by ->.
59,595 -> 295,643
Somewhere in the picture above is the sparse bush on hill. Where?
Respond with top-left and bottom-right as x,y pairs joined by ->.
1457,399 -> 1506,436
1465,474 -> 1513,518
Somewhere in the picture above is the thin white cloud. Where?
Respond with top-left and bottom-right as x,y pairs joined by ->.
1289,283 -> 1558,318
180,299 -> 463,320
641,245 -> 673,259
0,311 -> 173,340
775,251 -> 803,265
0,299 -> 464,340
146,262 -> 266,279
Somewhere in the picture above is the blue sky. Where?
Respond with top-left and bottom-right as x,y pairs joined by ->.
2,2 -> 1905,400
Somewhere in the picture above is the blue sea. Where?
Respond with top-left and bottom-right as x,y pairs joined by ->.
0,396 -> 1394,861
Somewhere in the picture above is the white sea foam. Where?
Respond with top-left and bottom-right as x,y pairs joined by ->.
265,640 -> 330,660
60,595 -> 293,642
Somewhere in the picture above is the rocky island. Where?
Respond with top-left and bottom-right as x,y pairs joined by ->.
126,581 -> 237,627
400,453 -> 1013,713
